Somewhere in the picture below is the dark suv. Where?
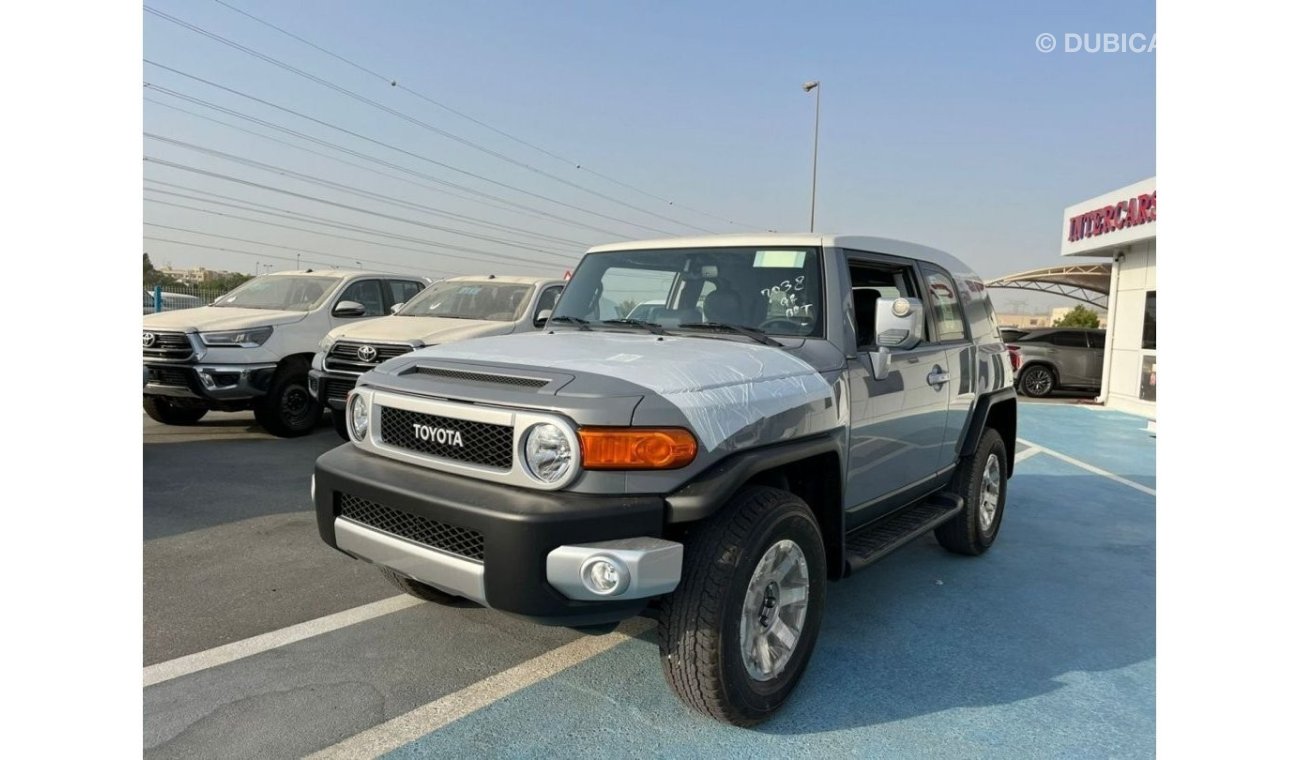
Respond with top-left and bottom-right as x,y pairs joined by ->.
313,234 -> 1017,725
1011,327 -> 1106,397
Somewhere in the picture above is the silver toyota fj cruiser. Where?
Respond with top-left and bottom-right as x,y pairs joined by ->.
313,234 -> 1016,725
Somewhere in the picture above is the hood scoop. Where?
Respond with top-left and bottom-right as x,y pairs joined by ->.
403,365 -> 550,390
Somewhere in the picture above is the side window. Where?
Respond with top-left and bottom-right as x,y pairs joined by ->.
1087,331 -> 1106,349
846,257 -> 923,347
337,279 -> 385,317
1051,331 -> 1088,347
923,269 -> 967,342
387,279 -> 424,309
534,286 -> 563,319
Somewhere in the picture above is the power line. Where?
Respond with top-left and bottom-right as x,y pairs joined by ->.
144,92 -> 634,240
210,0 -> 760,230
142,64 -> 679,237
143,222 -> 455,276
144,156 -> 586,259
144,132 -> 590,250
143,196 -> 575,272
144,4 -> 716,233
141,180 -> 580,266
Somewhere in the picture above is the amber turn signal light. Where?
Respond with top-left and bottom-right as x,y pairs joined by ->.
578,427 -> 698,470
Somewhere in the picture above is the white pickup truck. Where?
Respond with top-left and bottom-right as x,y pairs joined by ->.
311,275 -> 567,438
143,269 -> 429,437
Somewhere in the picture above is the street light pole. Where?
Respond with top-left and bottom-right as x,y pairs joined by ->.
802,80 -> 821,232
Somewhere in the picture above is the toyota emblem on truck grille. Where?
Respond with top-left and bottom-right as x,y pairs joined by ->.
357,345 -> 378,362
143,332 -> 156,348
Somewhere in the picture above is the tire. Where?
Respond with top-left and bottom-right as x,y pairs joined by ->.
142,395 -> 207,425
378,567 -> 461,604
658,485 -> 827,726
332,409 -> 350,441
935,428 -> 1008,556
1018,365 -> 1056,397
253,363 -> 322,438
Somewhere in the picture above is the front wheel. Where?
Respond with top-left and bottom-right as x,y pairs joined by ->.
658,486 -> 826,726
935,427 -> 1008,556
254,364 -> 322,437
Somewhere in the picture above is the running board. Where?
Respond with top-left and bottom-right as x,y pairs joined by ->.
843,493 -> 964,575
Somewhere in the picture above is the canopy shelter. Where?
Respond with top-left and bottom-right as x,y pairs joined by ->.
986,262 -> 1112,307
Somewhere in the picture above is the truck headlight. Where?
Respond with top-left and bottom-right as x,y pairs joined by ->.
522,423 -> 574,485
348,393 -> 369,440
199,326 -> 273,347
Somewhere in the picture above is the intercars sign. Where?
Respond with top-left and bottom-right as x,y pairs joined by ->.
1067,190 -> 1156,242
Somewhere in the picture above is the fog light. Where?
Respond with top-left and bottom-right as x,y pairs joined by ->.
309,376 -> 319,395
198,370 -> 217,390
580,555 -> 629,596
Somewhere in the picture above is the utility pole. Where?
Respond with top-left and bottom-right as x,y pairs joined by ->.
802,81 -> 821,232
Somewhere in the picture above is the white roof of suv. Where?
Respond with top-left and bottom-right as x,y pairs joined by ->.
586,233 -> 971,277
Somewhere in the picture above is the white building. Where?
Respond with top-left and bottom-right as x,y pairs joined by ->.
1061,176 -> 1156,418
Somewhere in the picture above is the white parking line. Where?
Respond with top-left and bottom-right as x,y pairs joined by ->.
1015,445 -> 1043,464
143,595 -> 423,688
1017,438 -> 1156,497
307,617 -> 655,759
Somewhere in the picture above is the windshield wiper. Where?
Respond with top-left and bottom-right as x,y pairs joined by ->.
600,318 -> 667,336
547,315 -> 591,331
678,322 -> 783,347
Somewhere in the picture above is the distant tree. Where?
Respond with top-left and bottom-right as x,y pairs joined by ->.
1054,305 -> 1101,328
143,253 -> 182,289
618,299 -> 638,318
204,272 -> 253,294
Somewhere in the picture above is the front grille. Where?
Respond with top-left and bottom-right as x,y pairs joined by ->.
324,341 -> 415,374
411,366 -> 548,389
378,406 -> 513,469
143,331 -> 194,362
147,366 -> 192,387
324,377 -> 356,402
338,492 -> 484,561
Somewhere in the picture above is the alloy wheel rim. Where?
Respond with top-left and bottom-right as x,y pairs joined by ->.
1025,368 -> 1051,395
979,454 -> 1001,532
739,539 -> 810,682
282,385 -> 312,425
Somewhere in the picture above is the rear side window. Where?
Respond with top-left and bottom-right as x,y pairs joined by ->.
387,279 -> 425,307
1051,331 -> 1088,347
923,269 -> 967,342
1087,331 -> 1107,348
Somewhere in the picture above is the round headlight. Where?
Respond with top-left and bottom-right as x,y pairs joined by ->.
523,423 -> 574,484
348,393 -> 369,440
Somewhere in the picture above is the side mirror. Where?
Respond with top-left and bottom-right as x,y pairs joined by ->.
868,297 -> 925,379
333,300 -> 367,318
533,308 -> 553,328
390,302 -> 405,315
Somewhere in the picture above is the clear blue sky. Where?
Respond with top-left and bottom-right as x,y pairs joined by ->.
143,0 -> 1154,313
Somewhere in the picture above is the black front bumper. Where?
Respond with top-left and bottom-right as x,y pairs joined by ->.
143,363 -> 275,404
309,369 -> 359,411
314,445 -> 665,625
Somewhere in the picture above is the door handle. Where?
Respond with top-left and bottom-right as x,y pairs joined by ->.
927,367 -> 950,387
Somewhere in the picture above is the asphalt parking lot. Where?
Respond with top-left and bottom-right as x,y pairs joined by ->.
143,401 -> 1155,759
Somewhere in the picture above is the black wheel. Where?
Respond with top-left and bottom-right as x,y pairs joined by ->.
332,409 -> 350,441
935,428 -> 1008,556
378,567 -> 461,604
1018,365 -> 1056,397
142,395 -> 207,425
254,363 -> 322,438
658,485 -> 826,726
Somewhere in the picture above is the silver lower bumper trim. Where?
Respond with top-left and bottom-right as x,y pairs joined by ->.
334,517 -> 487,605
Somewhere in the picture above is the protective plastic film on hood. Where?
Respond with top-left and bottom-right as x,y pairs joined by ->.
411,332 -> 833,451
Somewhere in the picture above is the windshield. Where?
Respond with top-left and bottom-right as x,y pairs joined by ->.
211,275 -> 338,311
551,247 -> 823,338
396,280 -> 534,321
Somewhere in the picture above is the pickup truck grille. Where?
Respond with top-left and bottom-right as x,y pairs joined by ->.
323,377 -> 356,402
143,331 -> 194,362
324,341 -> 416,374
338,492 -> 485,562
378,406 -> 513,470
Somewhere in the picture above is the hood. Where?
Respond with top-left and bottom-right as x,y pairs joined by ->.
404,331 -> 833,450
327,316 -> 513,345
143,306 -> 308,332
